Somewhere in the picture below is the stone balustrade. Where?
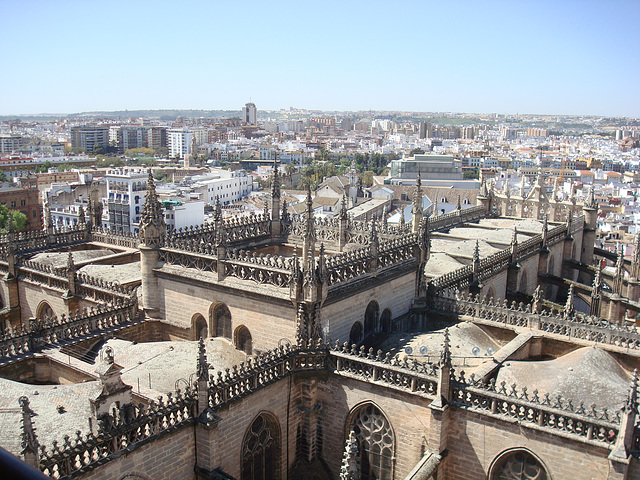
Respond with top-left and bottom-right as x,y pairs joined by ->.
432,290 -> 640,350
0,301 -> 138,365
39,389 -> 195,479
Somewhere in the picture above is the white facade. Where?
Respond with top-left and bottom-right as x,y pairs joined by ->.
105,168 -> 148,233
164,201 -> 205,231
193,170 -> 253,205
168,128 -> 207,159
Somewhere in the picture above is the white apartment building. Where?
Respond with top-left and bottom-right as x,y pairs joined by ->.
163,201 -> 205,231
105,168 -> 148,233
193,169 -> 253,206
167,128 -> 207,159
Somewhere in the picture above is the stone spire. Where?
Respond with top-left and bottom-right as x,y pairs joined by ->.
532,285 -> 542,313
440,328 -> 451,367
511,227 -> 518,264
340,430 -> 360,480
563,284 -> 575,319
302,183 -> 316,272
613,245 -> 624,295
432,197 -> 439,217
44,198 -> 54,233
78,205 -> 86,227
585,185 -> 598,210
456,194 -> 461,211
270,159 -> 281,228
632,233 -> 640,280
213,195 -> 222,224
412,171 -> 423,233
65,252 -> 77,297
541,214 -> 548,249
19,396 -> 39,468
590,269 -> 602,317
473,239 -> 480,276
610,369 -> 639,462
139,169 -> 165,248
432,328 -> 452,410
519,177 -> 526,198
339,193 -> 348,221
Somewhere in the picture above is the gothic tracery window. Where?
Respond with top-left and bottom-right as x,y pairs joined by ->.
492,450 -> 547,480
241,413 -> 280,480
348,403 -> 394,480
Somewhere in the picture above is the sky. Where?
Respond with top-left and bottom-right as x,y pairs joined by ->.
1,0 -> 639,117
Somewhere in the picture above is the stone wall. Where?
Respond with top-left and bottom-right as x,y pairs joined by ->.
321,271 -> 416,343
443,407 -> 617,480
318,374 -> 432,479
78,424 -> 195,480
157,273 -> 297,351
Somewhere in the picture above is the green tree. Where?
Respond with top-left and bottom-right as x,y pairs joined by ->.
35,161 -> 54,173
0,204 -> 27,233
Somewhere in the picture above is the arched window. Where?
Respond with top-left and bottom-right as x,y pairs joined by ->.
191,313 -> 207,340
347,403 -> 394,480
364,301 -> 379,337
241,413 -> 280,480
210,303 -> 232,339
36,302 -> 54,322
235,325 -> 252,355
380,309 -> 392,333
349,321 -> 363,345
490,449 -> 548,480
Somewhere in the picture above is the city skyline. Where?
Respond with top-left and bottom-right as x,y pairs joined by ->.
2,0 -> 639,117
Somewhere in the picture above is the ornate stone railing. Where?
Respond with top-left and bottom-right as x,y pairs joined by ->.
91,228 -> 139,248
451,372 -> 620,447
330,342 -> 439,396
430,218 -> 578,293
208,344 -> 327,407
432,291 -> 640,350
0,226 -> 88,258
17,259 -> 134,304
39,389 -> 195,479
0,301 -> 139,364
429,205 -> 486,232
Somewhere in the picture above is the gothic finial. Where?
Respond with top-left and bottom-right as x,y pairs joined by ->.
339,193 -> 348,221
626,369 -> 638,411
457,194 -> 461,211
78,205 -> 86,226
213,195 -> 222,223
440,328 -> 451,366
370,216 -> 377,242
564,284 -> 575,319
340,430 -> 360,480
67,252 -> 75,272
19,396 -> 39,460
138,169 -> 166,248
585,185 -> 598,210
473,239 -> 480,264
197,337 -> 208,381
271,159 -> 280,199
542,214 -> 548,247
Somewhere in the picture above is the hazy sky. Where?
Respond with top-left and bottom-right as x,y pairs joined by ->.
2,0 -> 638,116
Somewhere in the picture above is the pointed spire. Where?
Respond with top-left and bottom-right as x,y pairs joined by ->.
213,195 -> 222,223
67,251 -> 75,272
541,214 -> 548,247
139,169 -> 166,248
281,199 -> 290,223
271,159 -> 280,199
456,194 -> 461,211
473,239 -> 480,265
370,216 -> 378,243
626,369 -> 638,411
432,197 -> 439,217
511,227 -> 518,263
19,396 -> 39,466
585,185 -> 598,210
614,244 -> 624,295
440,328 -> 451,367
633,233 -> 640,279
339,193 -> 348,221
532,284 -> 542,313
519,177 -> 526,198
564,284 -> 575,319
78,205 -> 86,227
197,337 -> 208,381
340,430 -> 360,480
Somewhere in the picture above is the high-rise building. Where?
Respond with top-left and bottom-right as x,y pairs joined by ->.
242,102 -> 257,125
70,126 -> 110,152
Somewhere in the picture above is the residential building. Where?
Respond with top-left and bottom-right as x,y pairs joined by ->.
70,126 -> 110,152
242,102 -> 257,125
105,168 -> 148,233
